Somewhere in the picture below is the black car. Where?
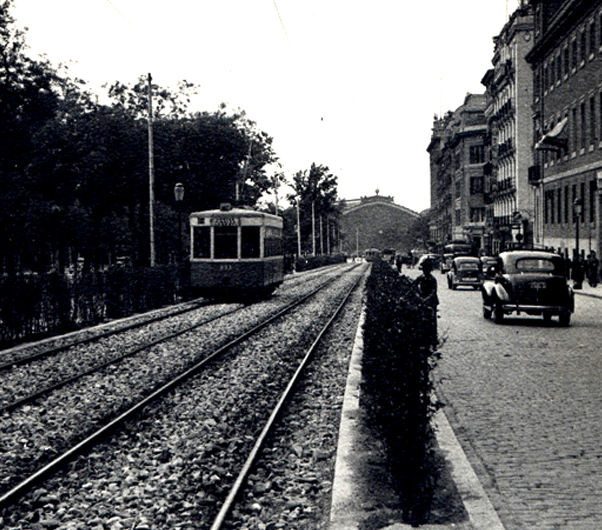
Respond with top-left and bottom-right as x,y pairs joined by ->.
481,250 -> 574,325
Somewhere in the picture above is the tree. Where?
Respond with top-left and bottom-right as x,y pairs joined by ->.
288,163 -> 340,255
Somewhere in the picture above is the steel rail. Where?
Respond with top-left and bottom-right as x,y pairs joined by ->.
0,299 -> 208,371
0,305 -> 243,414
209,268 -> 365,530
0,268 -> 353,509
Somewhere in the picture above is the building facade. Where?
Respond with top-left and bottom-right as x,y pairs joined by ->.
427,94 -> 488,251
339,193 -> 420,256
527,0 -> 602,259
482,5 -> 535,253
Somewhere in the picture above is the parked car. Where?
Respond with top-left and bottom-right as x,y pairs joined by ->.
481,250 -> 574,325
447,256 -> 483,290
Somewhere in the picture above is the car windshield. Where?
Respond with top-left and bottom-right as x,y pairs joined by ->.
515,258 -> 558,273
458,262 -> 479,270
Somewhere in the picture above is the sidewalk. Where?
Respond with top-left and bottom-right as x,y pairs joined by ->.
573,278 -> 602,299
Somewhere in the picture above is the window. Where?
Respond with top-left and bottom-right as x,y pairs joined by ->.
469,145 -> 485,164
557,53 -> 562,82
581,182 -> 586,223
470,176 -> 484,194
591,20 -> 597,56
581,102 -> 587,149
558,187 -> 562,224
550,189 -> 555,224
565,185 -> 569,224
572,107 -> 578,152
572,184 -> 577,223
581,29 -> 587,63
214,226 -> 238,259
572,38 -> 578,69
564,47 -> 569,77
516,258 -> 556,273
470,208 -> 484,223
241,226 -> 260,258
591,96 -> 597,146
265,226 -> 283,257
193,226 -> 211,259
590,180 -> 597,223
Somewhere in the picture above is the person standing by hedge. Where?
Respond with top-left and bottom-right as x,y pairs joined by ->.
413,258 -> 439,345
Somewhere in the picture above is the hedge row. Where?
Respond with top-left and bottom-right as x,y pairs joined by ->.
0,265 -> 179,348
361,259 -> 442,525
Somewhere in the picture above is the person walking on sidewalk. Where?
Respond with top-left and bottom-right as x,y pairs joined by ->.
586,251 -> 599,287
414,258 -> 439,345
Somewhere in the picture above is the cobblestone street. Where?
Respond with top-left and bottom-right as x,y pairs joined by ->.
429,269 -> 602,529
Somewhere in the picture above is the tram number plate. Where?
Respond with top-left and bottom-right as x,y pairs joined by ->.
530,281 -> 546,290
220,264 -> 233,270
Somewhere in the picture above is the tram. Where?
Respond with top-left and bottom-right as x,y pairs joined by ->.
189,204 -> 284,299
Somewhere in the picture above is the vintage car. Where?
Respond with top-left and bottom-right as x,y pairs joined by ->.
481,250 -> 574,325
446,256 -> 483,290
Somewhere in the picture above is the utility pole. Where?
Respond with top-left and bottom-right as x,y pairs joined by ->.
148,73 -> 156,267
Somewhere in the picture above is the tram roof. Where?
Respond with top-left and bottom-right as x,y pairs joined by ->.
190,206 -> 282,225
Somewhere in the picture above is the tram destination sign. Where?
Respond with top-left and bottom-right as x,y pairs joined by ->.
209,217 -> 241,226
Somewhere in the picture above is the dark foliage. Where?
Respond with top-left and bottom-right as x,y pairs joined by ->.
362,260 -> 442,525
0,265 -> 179,348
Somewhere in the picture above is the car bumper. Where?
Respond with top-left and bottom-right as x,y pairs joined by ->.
500,303 -> 571,315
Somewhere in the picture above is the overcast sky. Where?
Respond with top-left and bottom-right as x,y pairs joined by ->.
12,0 -> 522,212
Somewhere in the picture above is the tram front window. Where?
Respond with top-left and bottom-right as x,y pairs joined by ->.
241,226 -> 260,258
215,226 -> 238,259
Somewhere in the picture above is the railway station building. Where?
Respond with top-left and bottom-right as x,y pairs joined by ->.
338,193 -> 420,257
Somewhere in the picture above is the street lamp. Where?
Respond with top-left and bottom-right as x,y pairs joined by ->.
174,183 -> 185,261
573,197 -> 583,258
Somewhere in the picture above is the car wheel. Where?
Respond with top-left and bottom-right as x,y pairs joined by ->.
493,301 -> 504,323
483,304 -> 492,319
559,311 -> 571,327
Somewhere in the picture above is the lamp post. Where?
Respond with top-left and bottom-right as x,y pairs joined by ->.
573,197 -> 583,257
174,183 -> 185,261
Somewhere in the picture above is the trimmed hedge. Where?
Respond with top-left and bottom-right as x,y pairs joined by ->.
361,260 -> 442,524
0,265 -> 180,348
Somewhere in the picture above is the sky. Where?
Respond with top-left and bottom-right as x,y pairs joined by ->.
12,0 -> 523,213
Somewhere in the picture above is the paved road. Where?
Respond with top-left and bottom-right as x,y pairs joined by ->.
425,269 -> 602,529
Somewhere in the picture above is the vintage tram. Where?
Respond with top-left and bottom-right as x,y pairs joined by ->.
188,204 -> 284,299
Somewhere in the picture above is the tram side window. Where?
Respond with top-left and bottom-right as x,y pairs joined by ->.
241,226 -> 260,258
214,226 -> 238,259
265,228 -> 283,257
193,226 -> 210,259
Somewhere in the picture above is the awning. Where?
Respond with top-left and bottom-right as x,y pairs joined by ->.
535,117 -> 568,151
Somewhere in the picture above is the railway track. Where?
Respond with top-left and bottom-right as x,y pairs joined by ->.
0,263 -> 364,523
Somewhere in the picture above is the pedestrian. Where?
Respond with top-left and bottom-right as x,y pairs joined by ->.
572,253 -> 584,289
414,258 -> 439,345
586,251 -> 599,287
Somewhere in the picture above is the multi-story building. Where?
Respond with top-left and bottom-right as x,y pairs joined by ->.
482,4 -> 535,253
526,0 -> 602,259
427,94 -> 488,251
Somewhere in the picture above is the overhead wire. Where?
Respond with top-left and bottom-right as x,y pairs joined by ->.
271,0 -> 295,57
